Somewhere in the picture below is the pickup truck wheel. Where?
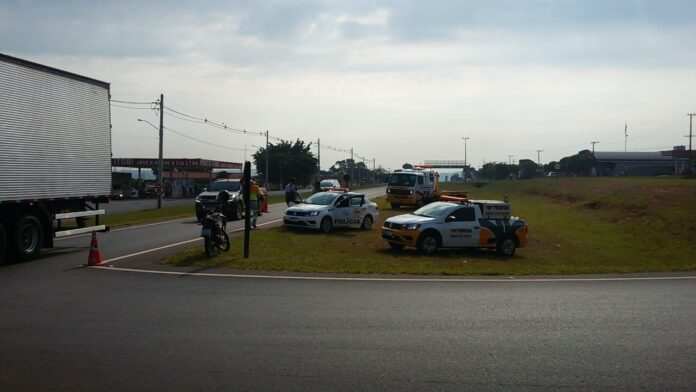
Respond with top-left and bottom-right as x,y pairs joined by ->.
417,232 -> 439,255
13,215 -> 44,260
497,237 -> 517,257
361,215 -> 373,230
320,217 -> 333,233
390,203 -> 400,209
0,222 -> 7,264
388,242 -> 405,250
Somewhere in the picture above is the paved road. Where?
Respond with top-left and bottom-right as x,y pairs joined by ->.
1,185 -> 695,390
1,257 -> 694,390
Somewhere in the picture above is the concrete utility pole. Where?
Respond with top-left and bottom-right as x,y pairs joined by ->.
508,155 -> 514,165
350,148 -> 354,186
265,130 -> 269,188
688,114 -> 695,176
591,141 -> 600,154
536,150 -> 543,166
158,94 -> 164,209
462,137 -> 469,180
624,123 -> 628,152
317,138 -> 321,175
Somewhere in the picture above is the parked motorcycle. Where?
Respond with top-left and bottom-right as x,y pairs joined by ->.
200,210 -> 230,258
200,190 -> 231,258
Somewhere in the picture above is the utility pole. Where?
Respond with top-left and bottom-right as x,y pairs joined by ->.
317,138 -> 321,175
591,141 -> 600,155
688,114 -> 695,176
624,123 -> 628,152
157,93 -> 164,209
462,137 -> 469,181
508,155 -> 514,165
537,149 -> 543,175
265,130 -> 269,189
350,148 -> 354,187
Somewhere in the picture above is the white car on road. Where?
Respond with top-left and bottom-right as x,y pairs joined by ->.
283,191 -> 379,232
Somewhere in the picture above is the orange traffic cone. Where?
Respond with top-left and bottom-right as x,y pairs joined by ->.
86,231 -> 105,266
260,194 -> 269,213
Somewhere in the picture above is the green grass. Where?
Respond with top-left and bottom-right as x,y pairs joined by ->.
101,204 -> 196,227
164,177 -> 696,275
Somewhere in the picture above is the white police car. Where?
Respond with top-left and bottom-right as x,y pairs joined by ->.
283,191 -> 379,233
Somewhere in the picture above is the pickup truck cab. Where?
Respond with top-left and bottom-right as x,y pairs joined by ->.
381,200 -> 528,256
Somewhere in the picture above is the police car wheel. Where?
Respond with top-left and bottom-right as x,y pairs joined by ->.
361,215 -> 373,230
497,237 -> 517,257
417,233 -> 438,255
320,217 -> 333,233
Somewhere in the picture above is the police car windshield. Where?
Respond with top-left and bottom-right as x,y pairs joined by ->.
388,173 -> 417,186
208,181 -> 241,192
320,181 -> 336,187
412,203 -> 453,218
305,193 -> 338,205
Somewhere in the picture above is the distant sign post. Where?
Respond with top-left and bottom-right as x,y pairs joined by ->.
554,164 -> 560,171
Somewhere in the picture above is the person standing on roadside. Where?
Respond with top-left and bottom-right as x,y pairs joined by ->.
284,177 -> 297,206
249,179 -> 261,228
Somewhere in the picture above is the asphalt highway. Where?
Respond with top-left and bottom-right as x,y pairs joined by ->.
1,186 -> 695,390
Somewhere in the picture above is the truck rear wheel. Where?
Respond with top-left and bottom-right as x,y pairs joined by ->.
0,222 -> 7,264
13,215 -> 44,261
496,237 -> 517,257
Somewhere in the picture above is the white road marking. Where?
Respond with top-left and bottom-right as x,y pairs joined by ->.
88,266 -> 696,283
100,219 -> 284,263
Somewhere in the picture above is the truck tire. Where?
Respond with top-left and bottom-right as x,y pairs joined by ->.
0,222 -> 7,264
417,231 -> 439,255
390,203 -> 401,209
496,236 -> 517,257
13,215 -> 44,261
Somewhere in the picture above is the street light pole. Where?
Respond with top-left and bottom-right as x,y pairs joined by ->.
462,137 -> 469,181
265,130 -> 269,188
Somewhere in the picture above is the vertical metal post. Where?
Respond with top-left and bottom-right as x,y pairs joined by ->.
158,94 -> 164,209
243,161 -> 251,258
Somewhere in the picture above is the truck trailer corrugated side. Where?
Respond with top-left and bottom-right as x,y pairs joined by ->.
0,53 -> 112,263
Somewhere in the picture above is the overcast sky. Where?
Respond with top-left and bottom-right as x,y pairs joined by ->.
3,0 -> 696,171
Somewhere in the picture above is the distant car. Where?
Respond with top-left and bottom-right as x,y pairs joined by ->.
195,180 -> 245,221
547,172 -> 559,178
320,179 -> 341,191
283,191 -> 379,233
111,189 -> 125,200
130,188 -> 139,198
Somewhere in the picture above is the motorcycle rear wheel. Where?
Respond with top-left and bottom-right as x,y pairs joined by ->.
204,236 -> 218,258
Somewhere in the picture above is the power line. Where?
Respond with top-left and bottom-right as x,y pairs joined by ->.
111,103 -> 156,111
111,99 -> 156,105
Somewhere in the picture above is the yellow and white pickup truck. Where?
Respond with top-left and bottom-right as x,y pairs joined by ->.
381,200 -> 528,256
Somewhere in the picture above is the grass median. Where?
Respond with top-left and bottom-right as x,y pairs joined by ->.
164,177 -> 696,276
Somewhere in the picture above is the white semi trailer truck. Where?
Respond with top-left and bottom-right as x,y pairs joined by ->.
0,53 -> 112,264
